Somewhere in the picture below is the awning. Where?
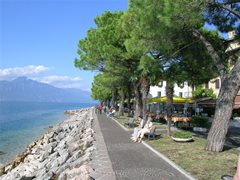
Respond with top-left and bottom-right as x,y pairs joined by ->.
148,96 -> 194,103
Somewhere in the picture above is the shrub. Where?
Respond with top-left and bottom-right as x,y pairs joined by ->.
193,86 -> 216,99
172,131 -> 193,138
192,116 -> 209,128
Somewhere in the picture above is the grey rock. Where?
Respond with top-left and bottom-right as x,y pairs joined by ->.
38,151 -> 49,162
66,150 -> 83,163
35,168 -> 47,178
48,137 -> 55,143
57,152 -> 70,165
58,169 -> 69,180
69,156 -> 89,168
4,164 -> 13,172
85,128 -> 94,135
83,137 -> 94,150
85,146 -> 95,154
48,151 -> 59,160
42,144 -> 53,154
0,163 -> 5,176
49,141 -> 58,149
69,127 -> 79,137
59,165 -> 93,180
35,173 -> 52,180
55,127 -> 63,134
55,132 -> 65,142
49,158 -> 59,169
1,173 -> 17,180
55,140 -> 66,151
64,135 -> 75,145
62,124 -> 70,132
68,142 -> 82,153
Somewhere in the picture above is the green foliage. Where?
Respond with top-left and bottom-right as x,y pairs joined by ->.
75,11 -> 136,103
172,131 -> 193,138
192,116 -> 209,128
126,0 -> 220,87
75,0 -> 239,120
192,86 -> 216,99
91,73 -> 126,101
75,11 -> 128,73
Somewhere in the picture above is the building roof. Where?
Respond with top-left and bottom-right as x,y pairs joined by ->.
196,96 -> 240,109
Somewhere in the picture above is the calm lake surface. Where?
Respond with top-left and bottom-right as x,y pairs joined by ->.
0,101 -> 94,164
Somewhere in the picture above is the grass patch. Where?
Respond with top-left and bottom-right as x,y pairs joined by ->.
113,114 -> 137,128
152,122 -> 168,129
146,135 -> 238,180
114,114 -> 168,130
114,113 -> 237,179
114,115 -> 167,130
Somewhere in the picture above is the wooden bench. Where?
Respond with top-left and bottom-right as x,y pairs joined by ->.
144,126 -> 158,140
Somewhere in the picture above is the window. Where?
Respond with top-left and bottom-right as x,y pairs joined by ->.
158,81 -> 163,87
179,83 -> 184,88
215,79 -> 220,89
157,91 -> 161,97
179,92 -> 183,97
205,82 -> 209,89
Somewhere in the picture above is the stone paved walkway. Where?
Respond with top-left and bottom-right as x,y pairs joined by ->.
97,113 -> 195,180
89,110 -> 116,180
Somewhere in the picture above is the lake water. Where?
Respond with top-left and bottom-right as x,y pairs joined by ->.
0,101 -> 95,165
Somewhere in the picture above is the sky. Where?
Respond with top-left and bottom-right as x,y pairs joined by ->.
0,0 -> 128,91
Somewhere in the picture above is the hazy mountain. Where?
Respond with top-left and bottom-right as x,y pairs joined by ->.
0,77 -> 95,103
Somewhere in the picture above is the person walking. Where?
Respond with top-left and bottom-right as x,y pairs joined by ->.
98,104 -> 103,114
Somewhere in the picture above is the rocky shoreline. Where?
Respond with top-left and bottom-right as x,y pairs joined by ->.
0,108 -> 95,180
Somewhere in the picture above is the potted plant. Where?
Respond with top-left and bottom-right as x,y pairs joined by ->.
192,116 -> 209,133
171,131 -> 193,142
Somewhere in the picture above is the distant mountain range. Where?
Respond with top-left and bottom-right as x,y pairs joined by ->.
0,77 -> 95,103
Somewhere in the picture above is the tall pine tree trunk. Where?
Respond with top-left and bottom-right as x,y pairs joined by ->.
118,88 -> 125,116
193,29 -> 240,152
166,81 -> 174,136
107,99 -> 110,107
127,82 -> 132,116
140,76 -> 150,119
134,81 -> 143,118
111,88 -> 117,109
205,60 -> 240,152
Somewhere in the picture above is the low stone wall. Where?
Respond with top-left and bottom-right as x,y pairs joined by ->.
0,108 -> 95,180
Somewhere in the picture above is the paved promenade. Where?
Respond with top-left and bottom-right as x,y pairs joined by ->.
96,113 -> 194,180
89,110 -> 116,180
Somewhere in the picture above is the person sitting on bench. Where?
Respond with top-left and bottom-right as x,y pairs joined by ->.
107,108 -> 116,117
131,116 -> 146,141
134,117 -> 153,143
